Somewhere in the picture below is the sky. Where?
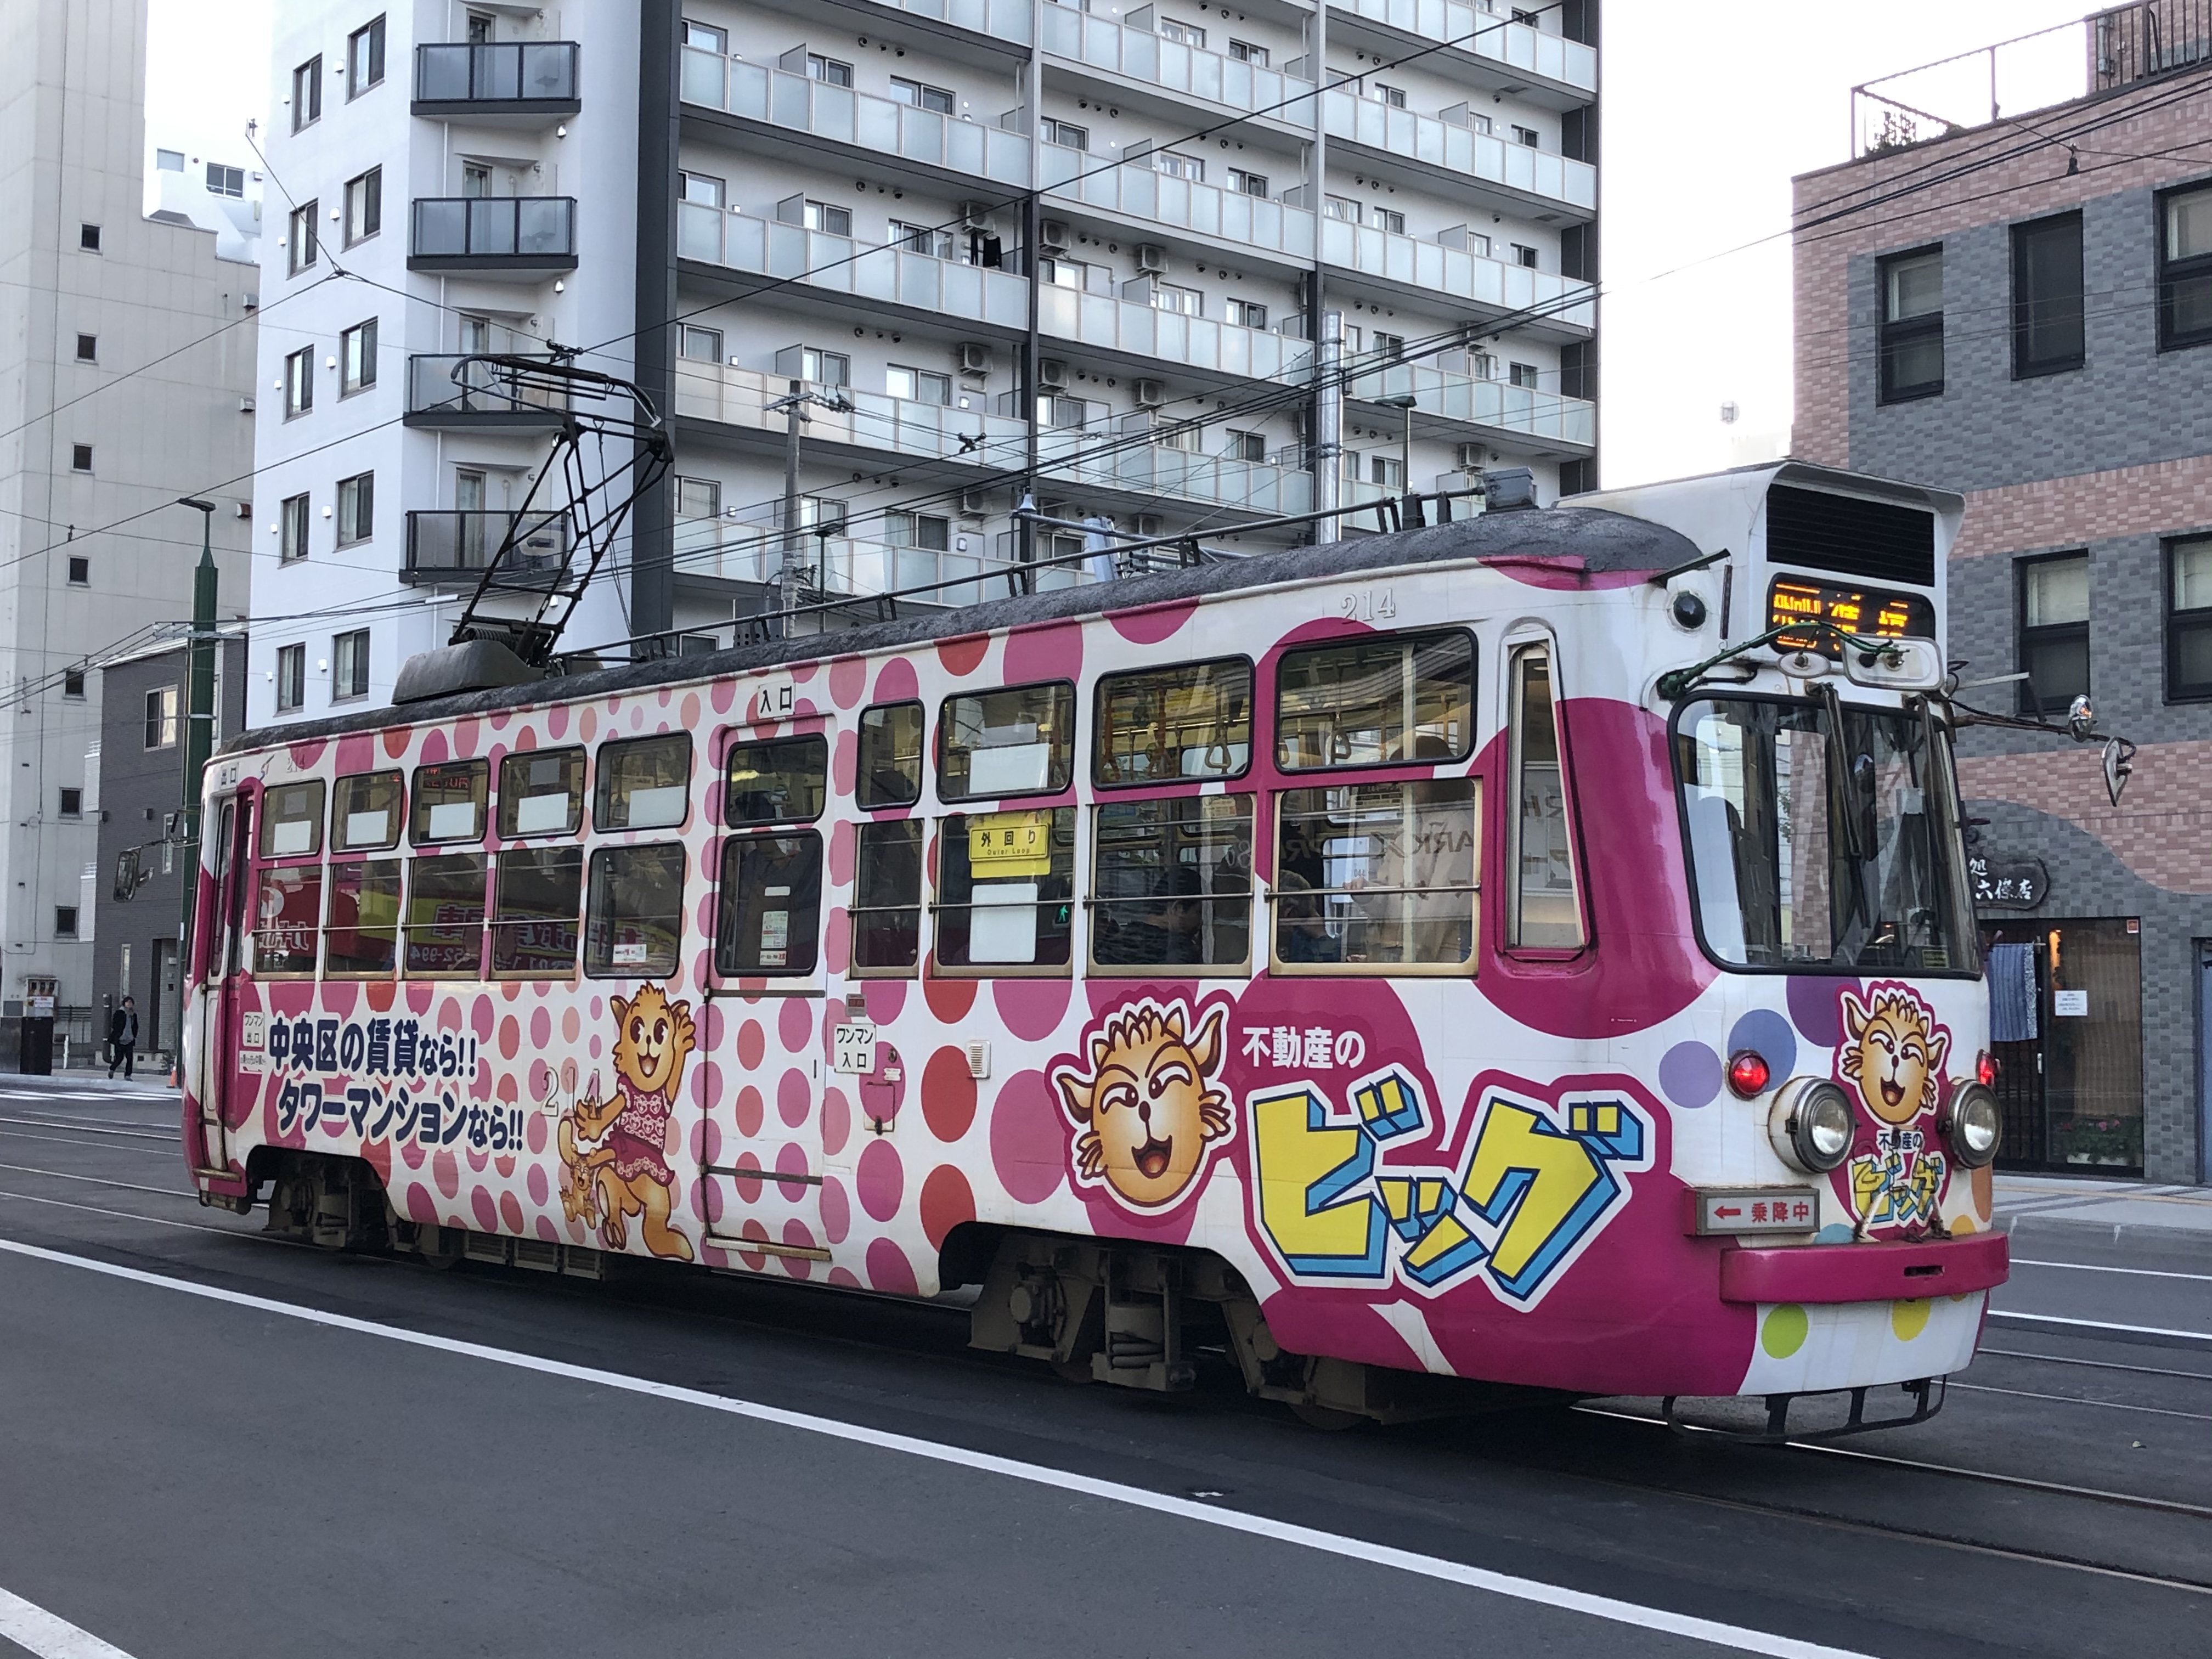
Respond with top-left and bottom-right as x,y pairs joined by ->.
143,0 -> 2103,488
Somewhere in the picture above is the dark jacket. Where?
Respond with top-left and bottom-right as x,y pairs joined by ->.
108,1008 -> 137,1046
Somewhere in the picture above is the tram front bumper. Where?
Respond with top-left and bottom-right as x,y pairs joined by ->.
1718,1229 -> 2008,1305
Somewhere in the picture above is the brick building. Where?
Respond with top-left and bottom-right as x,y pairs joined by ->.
1792,3 -> 2212,1183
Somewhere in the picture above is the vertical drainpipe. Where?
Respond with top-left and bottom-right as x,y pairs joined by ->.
631,0 -> 681,654
1306,2 -> 1338,544
1020,0 -> 1044,588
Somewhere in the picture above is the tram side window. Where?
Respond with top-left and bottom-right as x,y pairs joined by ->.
333,771 -> 403,850
850,820 -> 923,973
1507,645 -> 1584,948
404,853 -> 487,977
1276,631 -> 1475,770
585,844 -> 685,977
716,833 -> 822,975
492,847 -> 583,977
596,733 -> 692,831
324,859 -> 402,974
497,747 -> 585,838
252,863 -> 323,974
726,735 -> 827,826
411,758 -> 488,844
1090,797 -> 1253,972
935,808 -> 1075,970
1272,780 -> 1481,972
259,780 -> 326,857
857,701 -> 924,808
1094,657 -> 1252,787
939,681 -> 1074,800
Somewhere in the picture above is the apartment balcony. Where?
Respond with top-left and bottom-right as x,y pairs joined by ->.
404,511 -> 570,586
1037,144 -> 1310,265
1039,7 -> 1312,131
1331,0 -> 1596,106
1036,284 -> 1316,381
412,42 -> 580,123
680,52 -> 1029,189
674,364 -> 1031,472
1342,358 -> 1595,456
404,355 -> 571,430
409,197 -> 578,278
820,0 -> 1035,55
1318,218 -> 1594,335
1318,89 -> 1596,221
675,525 -> 1096,608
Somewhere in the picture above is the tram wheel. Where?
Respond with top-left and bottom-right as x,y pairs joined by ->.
1289,1400 -> 1364,1432
1051,1357 -> 1095,1387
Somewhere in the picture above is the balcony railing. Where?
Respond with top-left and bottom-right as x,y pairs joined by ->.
1343,358 -> 1595,451
1320,89 -> 1596,216
405,510 -> 571,583
1036,284 -> 1316,379
678,206 -> 1033,328
681,53 -> 1029,186
1040,8 -> 1313,122
405,354 -> 571,424
677,524 -> 1097,606
413,42 -> 579,109
1337,0 -> 1596,95
410,197 -> 578,269
675,364 -> 1034,469
1037,144 -> 1310,259
1319,218 -> 1594,329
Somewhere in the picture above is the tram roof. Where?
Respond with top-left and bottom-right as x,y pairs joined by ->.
231,503 -> 1699,754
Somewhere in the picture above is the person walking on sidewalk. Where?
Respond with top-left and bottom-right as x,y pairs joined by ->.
107,997 -> 138,1080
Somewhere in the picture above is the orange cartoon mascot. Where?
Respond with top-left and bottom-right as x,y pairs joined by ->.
1053,1000 -> 1232,1211
558,985 -> 697,1261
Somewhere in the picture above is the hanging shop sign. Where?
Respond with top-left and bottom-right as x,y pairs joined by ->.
1969,854 -> 2048,910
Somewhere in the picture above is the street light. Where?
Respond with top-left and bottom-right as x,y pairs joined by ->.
1378,391 -> 1419,524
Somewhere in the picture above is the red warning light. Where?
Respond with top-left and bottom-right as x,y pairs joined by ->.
1727,1050 -> 1772,1098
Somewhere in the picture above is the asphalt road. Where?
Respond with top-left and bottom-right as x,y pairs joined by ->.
0,1076 -> 2206,1659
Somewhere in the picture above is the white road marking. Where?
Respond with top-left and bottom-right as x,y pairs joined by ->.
0,1236 -> 1877,1659
1988,1310 -> 2212,1345
0,1585 -> 138,1658
0,1163 -> 196,1200
1947,1381 -> 2212,1423
2012,1258 -> 2212,1285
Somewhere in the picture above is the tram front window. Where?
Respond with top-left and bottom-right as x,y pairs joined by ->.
1675,696 -> 1974,973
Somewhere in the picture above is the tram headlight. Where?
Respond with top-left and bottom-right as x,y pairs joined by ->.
1940,1082 -> 2002,1169
1767,1078 -> 1855,1175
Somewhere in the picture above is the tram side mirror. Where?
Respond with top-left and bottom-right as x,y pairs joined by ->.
2066,693 -> 2096,743
112,848 -> 143,904
1842,636 -> 1943,693
2103,737 -> 2135,808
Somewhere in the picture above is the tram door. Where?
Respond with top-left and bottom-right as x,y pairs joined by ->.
697,719 -> 831,1271
193,793 -> 253,1170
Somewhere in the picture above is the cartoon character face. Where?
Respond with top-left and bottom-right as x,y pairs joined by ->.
1054,1002 -> 1232,1210
610,984 -> 695,1099
1839,988 -> 1949,1126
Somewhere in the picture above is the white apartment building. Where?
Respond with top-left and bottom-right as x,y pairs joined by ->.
148,144 -> 265,266
0,0 -> 257,1025
250,0 -> 1597,723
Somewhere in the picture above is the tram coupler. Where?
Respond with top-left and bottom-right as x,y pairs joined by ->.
1662,1376 -> 1946,1444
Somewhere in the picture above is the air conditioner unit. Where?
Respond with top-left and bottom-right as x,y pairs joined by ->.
1132,378 -> 1165,408
1135,514 -> 1165,539
1455,442 -> 1488,471
1135,242 -> 1168,275
957,490 -> 989,518
233,501 -> 253,519
958,342 -> 992,375
1036,358 -> 1068,391
962,201 -> 993,230
1038,218 -> 1071,252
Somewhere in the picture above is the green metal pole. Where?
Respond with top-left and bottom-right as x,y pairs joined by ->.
178,500 -> 218,964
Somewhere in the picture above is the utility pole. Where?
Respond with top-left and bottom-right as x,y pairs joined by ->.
176,500 -> 218,953
778,379 -> 804,636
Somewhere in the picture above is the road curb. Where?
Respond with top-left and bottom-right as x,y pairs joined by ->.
1997,1212 -> 2212,1247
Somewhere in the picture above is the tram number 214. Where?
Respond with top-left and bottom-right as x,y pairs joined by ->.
1339,587 -> 1397,623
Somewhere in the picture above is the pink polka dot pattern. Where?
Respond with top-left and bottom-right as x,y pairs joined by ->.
737,1020 -> 765,1070
735,1085 -> 764,1137
856,1137 -> 904,1222
433,1149 -> 461,1199
989,1070 -> 1065,1204
866,1237 -> 919,1295
821,1175 -> 851,1243
778,996 -> 812,1053
777,1067 -> 810,1128
920,1164 -> 975,1251
992,977 -> 1071,1043
821,1086 -> 851,1158
828,654 -> 868,708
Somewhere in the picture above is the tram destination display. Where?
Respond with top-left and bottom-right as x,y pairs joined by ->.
1768,577 -> 1934,656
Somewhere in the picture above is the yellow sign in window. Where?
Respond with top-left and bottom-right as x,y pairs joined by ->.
968,810 -> 1054,877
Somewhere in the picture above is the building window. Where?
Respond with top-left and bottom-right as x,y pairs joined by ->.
1225,298 -> 1267,330
803,199 -> 851,236
292,56 -> 323,131
1039,118 -> 1088,152
1373,208 -> 1404,236
348,16 -> 386,98
276,644 -> 306,713
675,476 -> 721,518
1223,429 -> 1266,462
280,492 -> 311,562
156,148 -> 184,172
1153,150 -> 1205,182
1509,241 -> 1537,267
1511,123 -> 1540,147
805,54 -> 853,86
680,171 -> 725,208
1228,39 -> 1268,65
341,318 -> 377,394
1226,167 -> 1268,198
1509,362 -> 1542,388
2018,552 -> 2090,715
887,365 -> 952,404
1878,246 -> 1944,402
889,76 -> 954,114
799,495 -> 847,533
283,347 -> 313,417
206,162 -> 245,198
145,687 -> 179,748
1372,330 -> 1405,359
799,347 -> 849,387
289,200 -> 318,274
78,223 -> 100,252
462,162 -> 493,198
75,334 -> 95,362
1371,454 -> 1404,489
55,908 -> 77,940
1149,282 -> 1203,317
885,511 -> 951,551
343,167 -> 382,244
685,21 -> 726,51
71,443 -> 92,472
336,472 -> 374,545
1375,84 -> 1407,108
891,218 -> 955,258
334,629 -> 370,700
2013,211 -> 2084,377
1156,17 -> 1206,46
2168,534 -> 2212,701
1325,194 -> 1361,223
63,669 -> 84,698
58,788 -> 82,819
2158,183 -> 2212,351
679,324 -> 723,362
66,556 -> 88,586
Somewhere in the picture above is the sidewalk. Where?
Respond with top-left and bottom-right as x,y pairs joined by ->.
1994,1172 -> 2212,1243
0,1070 -> 179,1098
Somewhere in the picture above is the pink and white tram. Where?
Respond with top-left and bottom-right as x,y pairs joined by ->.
181,461 -> 2010,1430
